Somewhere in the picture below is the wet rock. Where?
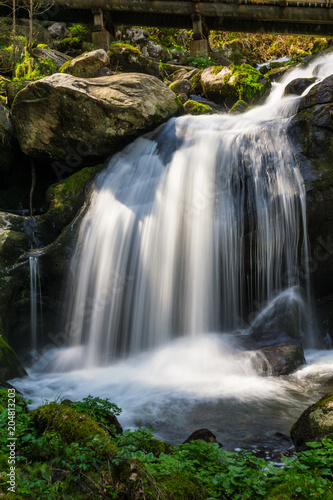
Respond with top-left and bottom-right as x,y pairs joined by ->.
0,319 -> 26,380
59,49 -> 109,78
283,77 -> 317,96
229,99 -> 249,114
184,99 -> 218,115
287,75 -> 333,341
266,66 -> 291,82
0,229 -> 28,265
290,393 -> 333,451
11,72 -> 182,165
183,428 -> 223,447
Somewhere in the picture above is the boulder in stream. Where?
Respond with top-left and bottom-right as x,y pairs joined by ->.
290,393 -> 333,451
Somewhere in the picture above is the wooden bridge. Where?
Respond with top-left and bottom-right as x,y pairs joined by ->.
50,0 -> 333,35
3,0 -> 333,55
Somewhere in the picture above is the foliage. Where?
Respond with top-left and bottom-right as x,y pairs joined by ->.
14,52 -> 57,80
57,24 -> 91,54
1,392 -> 333,499
188,56 -> 218,69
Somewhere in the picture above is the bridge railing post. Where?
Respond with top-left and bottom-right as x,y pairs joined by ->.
91,8 -> 112,52
190,13 -> 209,57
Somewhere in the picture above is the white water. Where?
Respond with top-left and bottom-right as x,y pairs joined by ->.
12,52 -> 333,451
29,253 -> 42,350
63,53 -> 333,365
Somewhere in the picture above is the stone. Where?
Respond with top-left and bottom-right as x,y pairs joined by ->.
183,428 -> 222,447
283,77 -> 317,96
169,78 -> 191,97
60,49 -> 109,78
0,319 -> 26,380
287,75 -> 333,342
95,67 -> 112,77
6,81 -> 30,108
123,27 -> 150,45
32,47 -> 70,70
229,100 -> 249,114
48,22 -> 70,40
11,72 -> 182,165
0,102 -> 23,172
109,43 -> 161,79
201,66 -> 238,106
141,40 -> 169,62
266,66 -> 291,82
184,99 -> 218,115
0,229 -> 29,265
290,394 -> 333,451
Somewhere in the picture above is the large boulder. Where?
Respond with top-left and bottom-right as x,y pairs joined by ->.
201,64 -> 269,107
32,47 -> 70,70
290,394 -> 333,451
287,75 -> 333,341
48,22 -> 70,41
11,72 -> 182,164
0,102 -> 23,172
60,49 -> 109,78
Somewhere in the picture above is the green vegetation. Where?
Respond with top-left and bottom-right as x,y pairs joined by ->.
109,41 -> 142,55
14,52 -> 57,81
188,56 -> 218,69
228,64 -> 269,103
57,23 -> 91,54
1,392 -> 333,499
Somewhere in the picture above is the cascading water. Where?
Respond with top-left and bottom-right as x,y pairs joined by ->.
12,53 -> 333,452
66,81 -> 311,366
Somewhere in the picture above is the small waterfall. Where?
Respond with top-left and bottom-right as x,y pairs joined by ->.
63,54 -> 333,367
25,217 -> 43,351
29,252 -> 43,350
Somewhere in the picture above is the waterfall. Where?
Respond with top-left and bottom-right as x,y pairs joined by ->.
66,89 -> 314,367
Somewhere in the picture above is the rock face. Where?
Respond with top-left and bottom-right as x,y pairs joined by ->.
0,102 -> 23,172
0,319 -> 26,380
283,77 -> 317,96
290,394 -> 333,451
48,22 -> 70,41
288,75 -> 333,341
60,50 -> 109,78
11,73 -> 182,164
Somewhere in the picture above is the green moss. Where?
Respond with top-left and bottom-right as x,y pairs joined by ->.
36,44 -> 49,49
229,99 -> 249,114
32,402 -> 117,456
57,37 -> 82,53
160,472 -> 207,499
59,59 -> 71,73
230,63 -> 269,104
109,42 -> 142,56
0,327 -> 24,380
184,99 -> 217,115
211,65 -> 223,75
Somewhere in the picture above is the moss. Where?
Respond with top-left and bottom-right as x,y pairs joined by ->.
184,99 -> 217,115
230,63 -> 269,104
160,471 -> 207,499
59,59 -> 71,73
36,44 -> 49,49
211,65 -> 223,75
57,36 -> 82,53
109,42 -> 142,56
229,99 -> 249,114
32,402 -> 117,456
0,325 -> 25,380
291,394 -> 333,451
190,70 -> 203,93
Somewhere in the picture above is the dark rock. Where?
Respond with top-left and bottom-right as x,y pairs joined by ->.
284,77 -> 317,96
169,78 -> 191,97
183,428 -> 223,447
290,393 -> 333,451
0,319 -> 26,380
266,66 -> 291,82
95,67 -> 112,77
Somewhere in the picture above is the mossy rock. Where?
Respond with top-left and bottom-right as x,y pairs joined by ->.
290,394 -> 333,451
6,80 -> 30,108
32,402 -> 117,456
229,99 -> 249,114
0,319 -> 26,380
0,229 -> 29,266
0,386 -> 27,411
37,165 -> 99,244
184,99 -> 218,115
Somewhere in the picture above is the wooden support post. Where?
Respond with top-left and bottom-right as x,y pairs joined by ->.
190,12 -> 209,57
91,8 -> 112,51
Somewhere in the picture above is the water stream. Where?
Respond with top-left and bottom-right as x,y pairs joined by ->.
11,52 -> 333,452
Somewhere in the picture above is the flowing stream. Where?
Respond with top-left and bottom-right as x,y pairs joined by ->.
11,53 -> 333,453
